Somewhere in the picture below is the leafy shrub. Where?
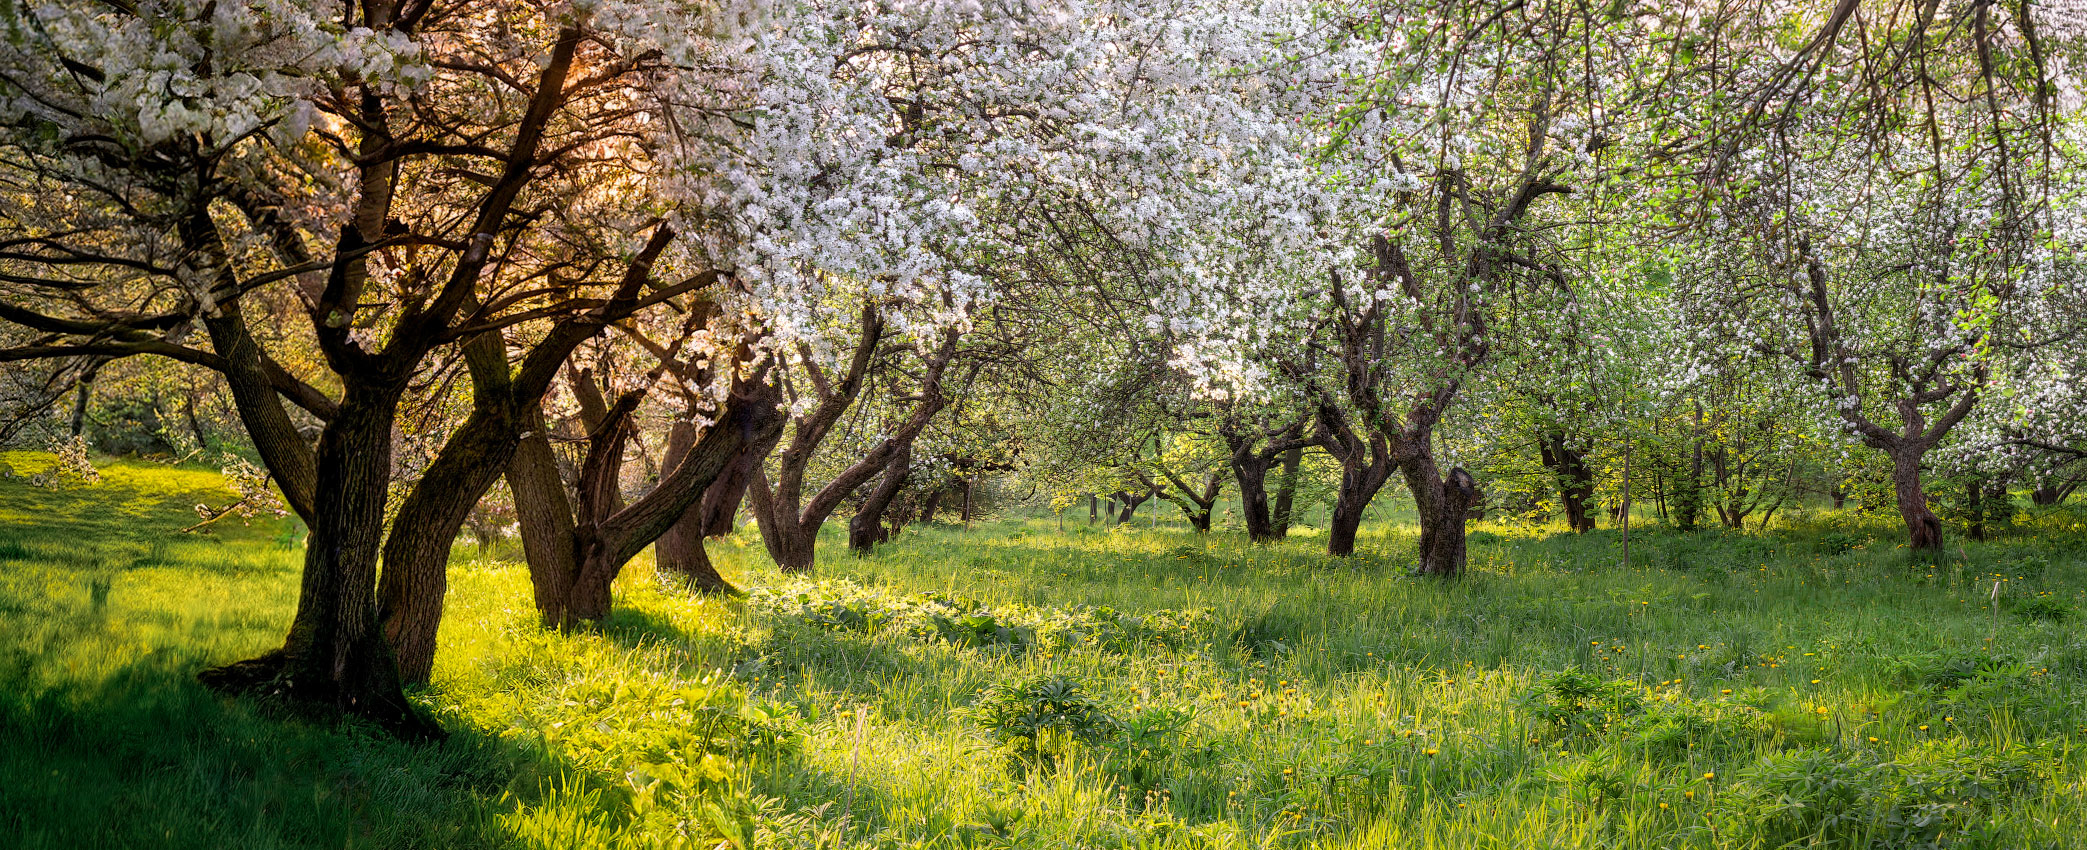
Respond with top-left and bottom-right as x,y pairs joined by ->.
1710,744 -> 2046,849
1524,669 -> 1643,740
967,674 -> 1120,759
1904,652 -> 2025,693
1623,696 -> 1773,761
2011,593 -> 2069,623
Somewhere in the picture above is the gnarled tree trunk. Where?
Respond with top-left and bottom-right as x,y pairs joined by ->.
848,444 -> 912,554
1888,446 -> 1943,551
1326,452 -> 1393,558
199,384 -> 436,739
655,419 -> 751,593
1234,450 -> 1276,541
1400,441 -> 1479,576
511,373 -> 783,625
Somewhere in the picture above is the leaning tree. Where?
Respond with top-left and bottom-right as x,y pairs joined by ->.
0,0 -> 764,729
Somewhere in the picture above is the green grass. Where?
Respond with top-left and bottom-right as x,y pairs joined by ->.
6,451 -> 2087,848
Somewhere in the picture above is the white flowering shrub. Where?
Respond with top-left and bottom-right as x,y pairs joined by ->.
29,435 -> 101,489
187,454 -> 289,531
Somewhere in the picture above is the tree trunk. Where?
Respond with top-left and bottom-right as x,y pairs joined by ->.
655,419 -> 736,593
69,362 -> 99,438
848,444 -> 911,555
1402,445 -> 1477,576
1889,446 -> 1943,551
182,393 -> 210,452
697,439 -> 760,537
1271,447 -> 1302,536
1114,490 -> 1149,524
1186,507 -> 1212,532
749,472 -> 818,571
1537,431 -> 1596,533
1232,446 -> 1278,542
1831,485 -> 1847,509
1088,494 -> 1098,525
198,386 -> 437,740
1326,458 -> 1391,557
509,406 -> 584,626
920,482 -> 947,524
515,379 -> 782,620
1965,480 -> 1988,542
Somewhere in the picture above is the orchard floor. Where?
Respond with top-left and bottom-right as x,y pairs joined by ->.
5,452 -> 2087,849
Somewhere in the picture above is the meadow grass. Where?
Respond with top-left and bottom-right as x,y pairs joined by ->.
4,451 -> 2087,848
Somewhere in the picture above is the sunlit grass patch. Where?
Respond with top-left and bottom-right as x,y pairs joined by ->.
7,455 -> 2087,848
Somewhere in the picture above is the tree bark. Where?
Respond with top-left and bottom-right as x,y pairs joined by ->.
199,384 -> 436,740
1889,446 -> 1943,551
511,372 -> 782,625
1537,431 -> 1596,533
1112,489 -> 1149,524
1965,480 -> 1988,542
1326,453 -> 1393,557
69,361 -> 100,438
655,420 -> 737,593
848,443 -> 912,555
1234,449 -> 1276,541
1271,447 -> 1303,536
1401,442 -> 1478,576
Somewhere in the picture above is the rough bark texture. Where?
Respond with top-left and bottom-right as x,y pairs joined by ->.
1537,431 -> 1596,533
655,420 -> 737,593
199,384 -> 437,740
374,232 -> 680,684
1889,447 -> 1943,551
848,444 -> 913,554
752,320 -> 958,572
1325,443 -> 1394,558
1223,420 -> 1310,543
510,371 -> 783,626
1404,451 -> 1479,577
1234,451 -> 1276,541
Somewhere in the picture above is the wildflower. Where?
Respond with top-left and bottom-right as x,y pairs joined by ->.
1703,772 -> 1715,780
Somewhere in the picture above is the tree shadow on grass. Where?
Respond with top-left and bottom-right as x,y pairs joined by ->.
0,652 -> 542,850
